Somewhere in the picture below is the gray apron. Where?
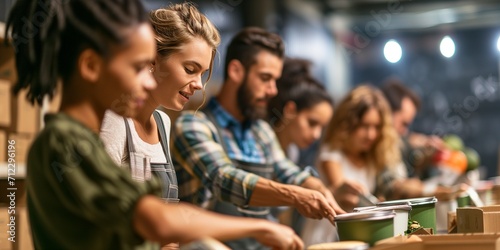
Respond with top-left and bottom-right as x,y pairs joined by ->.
204,108 -> 274,250
124,111 -> 179,203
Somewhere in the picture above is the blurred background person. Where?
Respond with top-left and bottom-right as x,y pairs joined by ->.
171,27 -> 343,250
381,78 -> 443,180
381,79 -> 467,201
267,57 -> 334,233
300,85 -> 419,247
320,85 -> 413,209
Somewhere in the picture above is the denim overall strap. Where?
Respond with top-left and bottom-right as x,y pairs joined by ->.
152,110 -> 179,203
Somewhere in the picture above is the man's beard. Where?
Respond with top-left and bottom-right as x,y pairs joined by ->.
237,76 -> 268,121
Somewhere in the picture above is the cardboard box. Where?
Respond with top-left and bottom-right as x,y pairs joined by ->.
0,131 -> 5,163
448,211 -> 458,233
0,207 -> 13,250
0,80 -> 11,127
0,207 -> 33,250
11,89 -> 40,134
0,178 -> 26,208
457,205 -> 500,233
7,134 -> 34,164
493,186 -> 500,205
372,234 -> 500,250
0,40 -> 17,84
12,207 -> 33,250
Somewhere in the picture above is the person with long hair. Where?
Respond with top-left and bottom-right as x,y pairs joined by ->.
267,58 -> 334,163
266,57 -> 335,235
320,84 -> 404,209
6,0 -> 302,249
301,85 -> 421,247
171,27 -> 344,249
101,3 -> 220,203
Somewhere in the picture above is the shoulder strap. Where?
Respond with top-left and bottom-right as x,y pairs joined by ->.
153,110 -> 170,163
123,117 -> 136,153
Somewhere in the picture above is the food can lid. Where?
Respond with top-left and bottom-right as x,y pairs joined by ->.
334,210 -> 395,222
307,241 -> 369,250
377,197 -> 437,206
352,206 -> 377,212
354,204 -> 411,212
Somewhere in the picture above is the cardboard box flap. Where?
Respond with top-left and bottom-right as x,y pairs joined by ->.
457,206 -> 500,233
417,234 -> 500,242
482,205 -> 500,212
373,234 -> 500,250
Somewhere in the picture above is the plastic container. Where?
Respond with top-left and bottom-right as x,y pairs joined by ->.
377,197 -> 437,233
354,204 -> 411,236
334,210 -> 395,246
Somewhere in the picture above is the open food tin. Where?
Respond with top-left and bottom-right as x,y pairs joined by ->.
376,197 -> 437,233
334,210 -> 395,246
307,241 -> 369,250
354,204 -> 411,236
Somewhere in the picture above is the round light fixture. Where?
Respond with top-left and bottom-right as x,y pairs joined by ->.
384,40 -> 402,63
440,36 -> 455,58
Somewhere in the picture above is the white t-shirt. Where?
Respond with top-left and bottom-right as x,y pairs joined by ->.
318,146 -> 376,193
301,146 -> 378,248
100,110 -> 168,167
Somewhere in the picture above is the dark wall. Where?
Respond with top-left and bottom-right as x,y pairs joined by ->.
351,26 -> 500,178
1,0 -> 16,22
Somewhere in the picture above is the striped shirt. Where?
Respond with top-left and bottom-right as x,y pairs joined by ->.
171,98 -> 311,208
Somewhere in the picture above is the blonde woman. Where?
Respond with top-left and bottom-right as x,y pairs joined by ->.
301,85 -> 420,247
101,4 -> 303,250
101,3 -> 219,202
10,0 -> 302,249
319,84 -> 404,211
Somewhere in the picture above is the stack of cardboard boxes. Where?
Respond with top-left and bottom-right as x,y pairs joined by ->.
0,24 -> 41,165
0,23 -> 37,250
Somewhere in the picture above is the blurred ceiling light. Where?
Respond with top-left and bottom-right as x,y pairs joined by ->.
440,36 -> 455,58
497,36 -> 500,52
384,40 -> 402,63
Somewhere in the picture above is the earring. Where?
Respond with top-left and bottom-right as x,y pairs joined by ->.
149,67 -> 154,73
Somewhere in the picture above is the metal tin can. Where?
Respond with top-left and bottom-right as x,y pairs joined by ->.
334,210 -> 395,246
377,197 -> 437,233
354,204 -> 411,236
307,241 -> 369,250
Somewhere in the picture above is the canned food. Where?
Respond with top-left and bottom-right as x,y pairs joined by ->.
307,241 -> 369,250
377,197 -> 437,233
334,210 -> 395,246
354,204 -> 411,236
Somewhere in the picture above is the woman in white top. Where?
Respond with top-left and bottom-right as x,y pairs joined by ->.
101,3 -> 220,202
320,84 -> 403,211
301,85 -> 405,247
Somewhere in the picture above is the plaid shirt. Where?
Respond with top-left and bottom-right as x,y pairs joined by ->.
171,98 -> 311,208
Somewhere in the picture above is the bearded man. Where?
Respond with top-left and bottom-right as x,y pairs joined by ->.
171,27 -> 344,250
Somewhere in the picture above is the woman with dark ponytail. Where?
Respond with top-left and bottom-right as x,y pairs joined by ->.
6,1 -> 303,249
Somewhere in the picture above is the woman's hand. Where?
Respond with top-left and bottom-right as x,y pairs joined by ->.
332,180 -> 366,212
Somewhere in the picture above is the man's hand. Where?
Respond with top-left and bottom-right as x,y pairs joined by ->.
322,188 -> 346,215
297,177 -> 345,224
292,186 -> 337,224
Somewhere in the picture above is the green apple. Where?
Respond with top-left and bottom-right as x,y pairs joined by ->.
443,134 -> 464,151
463,147 -> 480,171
